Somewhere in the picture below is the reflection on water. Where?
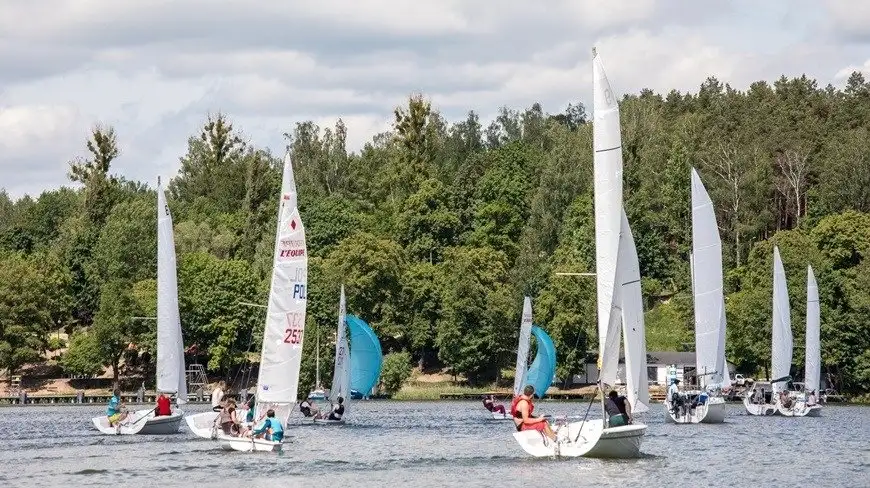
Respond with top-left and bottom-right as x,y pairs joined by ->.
2,401 -> 867,487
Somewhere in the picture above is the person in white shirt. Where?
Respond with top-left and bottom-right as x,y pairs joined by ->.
211,381 -> 226,411
668,379 -> 685,416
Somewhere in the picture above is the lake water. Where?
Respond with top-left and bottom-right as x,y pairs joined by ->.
2,401 -> 867,487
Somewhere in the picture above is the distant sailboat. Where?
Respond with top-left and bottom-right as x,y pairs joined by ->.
93,177 -> 187,435
217,153 -> 308,452
494,297 -> 557,420
666,168 -> 727,424
513,48 -> 646,458
777,265 -> 823,417
313,286 -> 352,424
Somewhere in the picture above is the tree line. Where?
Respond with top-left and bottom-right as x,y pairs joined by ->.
2,71 -> 870,397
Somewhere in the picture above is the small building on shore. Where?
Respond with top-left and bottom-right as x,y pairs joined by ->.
572,350 -> 736,387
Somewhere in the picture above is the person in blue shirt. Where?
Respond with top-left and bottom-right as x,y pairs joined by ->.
251,409 -> 283,442
106,388 -> 129,426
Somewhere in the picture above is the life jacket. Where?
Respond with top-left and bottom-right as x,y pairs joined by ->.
510,395 -> 534,419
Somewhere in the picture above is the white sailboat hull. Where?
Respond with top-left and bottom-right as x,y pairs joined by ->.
743,396 -> 777,416
513,419 -> 645,458
217,433 -> 283,452
776,400 -> 823,417
663,396 -> 726,424
185,411 -> 219,439
93,409 -> 184,435
489,410 -> 513,421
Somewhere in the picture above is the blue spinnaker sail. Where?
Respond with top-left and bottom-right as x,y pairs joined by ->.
347,314 -> 383,396
524,325 -> 557,399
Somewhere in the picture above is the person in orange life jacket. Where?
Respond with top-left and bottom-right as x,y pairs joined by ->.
483,395 -> 506,415
511,385 -> 556,440
154,393 -> 172,416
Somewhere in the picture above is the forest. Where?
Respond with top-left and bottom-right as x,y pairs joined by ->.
2,70 -> 870,398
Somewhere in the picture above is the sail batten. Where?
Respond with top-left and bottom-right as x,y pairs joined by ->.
805,266 -> 820,394
592,49 -> 624,387
771,246 -> 793,394
156,180 -> 186,401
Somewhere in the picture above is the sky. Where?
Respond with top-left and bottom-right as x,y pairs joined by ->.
1,0 -> 869,199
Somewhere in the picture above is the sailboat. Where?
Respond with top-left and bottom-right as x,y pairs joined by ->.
494,297 -> 557,420
665,168 -> 727,424
217,153 -> 308,452
777,265 -> 823,417
313,286 -> 352,424
513,48 -> 646,458
744,246 -> 790,416
307,325 -> 327,401
93,177 -> 187,435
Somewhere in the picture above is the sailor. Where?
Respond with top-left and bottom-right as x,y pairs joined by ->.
327,397 -> 345,421
211,381 -> 226,412
483,395 -> 506,415
668,379 -> 685,415
510,385 -> 557,441
605,390 -> 632,426
250,409 -> 284,442
106,388 -> 129,426
154,392 -> 172,416
299,399 -> 319,418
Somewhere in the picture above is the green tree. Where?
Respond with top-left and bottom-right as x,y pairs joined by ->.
381,351 -> 413,394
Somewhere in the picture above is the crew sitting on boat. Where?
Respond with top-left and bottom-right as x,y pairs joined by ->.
248,409 -> 284,442
511,385 -> 557,441
107,388 -> 129,426
299,399 -> 320,418
327,397 -> 345,421
218,399 -> 240,436
807,390 -> 817,405
154,392 -> 172,416
604,390 -> 632,426
211,381 -> 226,412
779,390 -> 793,409
691,389 -> 709,409
668,379 -> 686,416
483,395 -> 506,415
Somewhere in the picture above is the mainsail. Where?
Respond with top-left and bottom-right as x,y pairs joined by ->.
255,156 -> 308,423
513,297 -> 534,396
619,210 -> 649,413
156,178 -> 187,403
690,168 -> 728,388
805,265 -> 820,394
347,315 -> 382,396
592,47 -> 624,387
329,286 -> 351,414
771,246 -> 793,394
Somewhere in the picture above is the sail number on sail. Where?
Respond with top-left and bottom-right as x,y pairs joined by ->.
284,312 -> 305,344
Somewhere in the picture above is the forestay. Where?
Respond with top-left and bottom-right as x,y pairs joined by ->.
255,156 -> 308,424
618,210 -> 649,413
771,246 -> 793,395
592,47 -> 624,387
330,286 -> 352,415
690,168 -> 728,388
805,266 -> 820,394
156,179 -> 187,402
513,297 -> 534,396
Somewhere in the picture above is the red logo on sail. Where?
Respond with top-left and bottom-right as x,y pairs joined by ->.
290,219 -> 297,230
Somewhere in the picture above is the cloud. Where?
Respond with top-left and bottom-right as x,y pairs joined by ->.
1,1 -> 868,199
825,0 -> 870,42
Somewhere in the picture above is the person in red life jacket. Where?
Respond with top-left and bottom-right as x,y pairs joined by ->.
482,395 -> 506,415
154,393 -> 172,416
511,385 -> 556,440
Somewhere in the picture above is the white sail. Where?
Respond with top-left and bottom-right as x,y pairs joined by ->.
690,168 -> 727,388
592,48 -> 624,387
329,286 -> 351,414
771,246 -> 793,394
513,297 -> 534,396
619,210 -> 649,413
805,265 -> 820,394
156,178 -> 187,403
255,157 -> 308,423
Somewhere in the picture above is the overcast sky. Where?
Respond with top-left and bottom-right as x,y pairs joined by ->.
1,1 -> 869,199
